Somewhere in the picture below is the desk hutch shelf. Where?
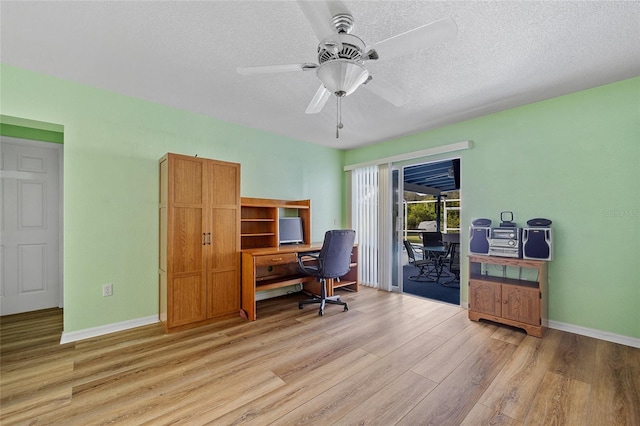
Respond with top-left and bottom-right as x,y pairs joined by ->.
468,255 -> 548,337
241,197 -> 310,249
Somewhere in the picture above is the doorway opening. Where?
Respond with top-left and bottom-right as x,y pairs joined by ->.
1,129 -> 64,316
400,158 -> 460,304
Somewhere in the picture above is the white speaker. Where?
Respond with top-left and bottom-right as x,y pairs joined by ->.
522,227 -> 553,260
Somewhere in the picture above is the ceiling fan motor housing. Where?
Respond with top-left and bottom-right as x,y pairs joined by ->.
316,32 -> 369,96
317,33 -> 366,64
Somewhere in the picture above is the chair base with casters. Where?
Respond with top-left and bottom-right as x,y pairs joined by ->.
298,278 -> 348,316
297,229 -> 356,316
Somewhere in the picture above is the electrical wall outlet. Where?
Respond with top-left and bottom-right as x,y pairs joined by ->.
102,283 -> 113,297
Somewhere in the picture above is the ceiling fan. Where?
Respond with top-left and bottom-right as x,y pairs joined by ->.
237,1 -> 457,138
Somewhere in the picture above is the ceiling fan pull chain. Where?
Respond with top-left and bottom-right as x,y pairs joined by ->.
336,95 -> 344,139
336,95 -> 340,138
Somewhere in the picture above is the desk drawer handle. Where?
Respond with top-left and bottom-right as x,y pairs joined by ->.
271,257 -> 282,262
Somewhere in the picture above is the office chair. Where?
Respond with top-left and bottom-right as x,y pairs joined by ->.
297,230 -> 356,316
403,240 -> 437,281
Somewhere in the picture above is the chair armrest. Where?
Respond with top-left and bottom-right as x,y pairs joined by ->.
410,244 -> 426,260
297,251 -> 321,271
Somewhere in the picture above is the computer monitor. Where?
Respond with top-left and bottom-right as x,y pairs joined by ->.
279,217 -> 304,245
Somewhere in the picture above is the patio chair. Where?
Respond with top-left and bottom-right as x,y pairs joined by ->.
403,240 -> 438,281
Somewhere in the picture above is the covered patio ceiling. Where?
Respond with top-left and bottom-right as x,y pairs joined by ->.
404,159 -> 460,195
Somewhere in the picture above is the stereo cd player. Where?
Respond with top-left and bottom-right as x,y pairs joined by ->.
488,227 -> 522,258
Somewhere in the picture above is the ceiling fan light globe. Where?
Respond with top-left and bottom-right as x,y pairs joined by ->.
317,60 -> 369,96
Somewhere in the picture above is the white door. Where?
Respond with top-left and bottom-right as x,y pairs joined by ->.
1,137 -> 61,315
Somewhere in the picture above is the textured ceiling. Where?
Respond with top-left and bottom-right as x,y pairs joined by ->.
1,1 -> 639,150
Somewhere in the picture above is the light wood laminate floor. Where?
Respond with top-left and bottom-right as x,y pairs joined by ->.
1,287 -> 639,425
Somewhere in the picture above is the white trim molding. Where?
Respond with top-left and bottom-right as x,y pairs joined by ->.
458,307 -> 639,348
344,140 -> 472,171
546,319 -> 640,349
60,315 -> 158,344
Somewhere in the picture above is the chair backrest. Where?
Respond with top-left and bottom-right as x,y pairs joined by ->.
317,230 -> 356,279
403,240 -> 417,263
421,231 -> 444,247
442,233 -> 460,244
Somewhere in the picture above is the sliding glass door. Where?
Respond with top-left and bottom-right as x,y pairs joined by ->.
391,167 -> 403,293
349,155 -> 462,303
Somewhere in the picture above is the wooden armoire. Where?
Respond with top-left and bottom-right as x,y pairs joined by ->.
158,153 -> 240,332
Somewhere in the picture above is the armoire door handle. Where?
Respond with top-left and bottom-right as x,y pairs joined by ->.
207,232 -> 212,245
203,233 -> 207,245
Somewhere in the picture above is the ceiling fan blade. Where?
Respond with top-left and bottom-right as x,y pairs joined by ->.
362,75 -> 410,107
371,17 -> 457,61
297,0 -> 351,40
305,85 -> 331,114
237,63 -> 317,75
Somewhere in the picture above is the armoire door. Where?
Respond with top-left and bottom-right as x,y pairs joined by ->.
169,156 -> 207,326
206,161 -> 240,318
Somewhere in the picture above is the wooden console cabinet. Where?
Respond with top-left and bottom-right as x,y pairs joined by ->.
468,255 -> 548,337
158,153 -> 240,332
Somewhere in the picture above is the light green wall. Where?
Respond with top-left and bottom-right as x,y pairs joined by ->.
345,77 -> 640,339
2,62 -> 638,340
1,64 -> 345,333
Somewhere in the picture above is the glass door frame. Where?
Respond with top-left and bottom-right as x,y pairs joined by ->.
391,166 -> 403,293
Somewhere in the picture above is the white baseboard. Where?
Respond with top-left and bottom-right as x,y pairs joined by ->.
59,285 -> 303,344
60,315 -> 158,344
460,305 -> 638,348
546,320 -> 640,348
59,307 -> 639,349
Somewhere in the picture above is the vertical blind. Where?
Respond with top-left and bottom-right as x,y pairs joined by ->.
377,164 -> 393,291
352,165 -> 379,288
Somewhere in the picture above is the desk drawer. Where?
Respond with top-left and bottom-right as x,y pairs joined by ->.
255,253 -> 297,267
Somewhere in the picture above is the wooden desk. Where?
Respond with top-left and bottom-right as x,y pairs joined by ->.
241,244 -> 358,321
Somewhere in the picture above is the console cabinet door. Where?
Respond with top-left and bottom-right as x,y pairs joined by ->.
502,285 -> 540,326
469,279 -> 501,317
